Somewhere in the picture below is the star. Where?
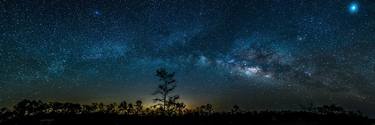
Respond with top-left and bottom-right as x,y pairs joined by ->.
348,2 -> 359,14
94,10 -> 102,16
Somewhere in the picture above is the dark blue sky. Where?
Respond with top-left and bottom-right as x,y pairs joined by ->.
1,0 -> 375,116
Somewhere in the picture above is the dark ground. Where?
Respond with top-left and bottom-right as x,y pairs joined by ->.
2,112 -> 372,125
0,100 -> 372,125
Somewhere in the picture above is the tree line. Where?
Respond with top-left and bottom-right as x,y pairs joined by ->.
0,68 -> 371,125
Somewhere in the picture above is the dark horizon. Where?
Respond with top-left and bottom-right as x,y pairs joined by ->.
1,0 -> 375,119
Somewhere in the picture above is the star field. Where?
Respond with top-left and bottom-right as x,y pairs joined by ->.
1,0 -> 375,117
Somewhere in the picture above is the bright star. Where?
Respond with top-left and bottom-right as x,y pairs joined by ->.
348,2 -> 359,14
94,10 -> 102,16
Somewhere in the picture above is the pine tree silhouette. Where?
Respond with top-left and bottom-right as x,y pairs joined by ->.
153,68 -> 180,116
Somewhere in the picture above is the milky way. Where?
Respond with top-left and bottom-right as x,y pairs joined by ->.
1,0 -> 375,117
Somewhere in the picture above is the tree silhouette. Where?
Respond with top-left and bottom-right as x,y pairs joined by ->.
81,104 -> 94,114
153,68 -> 180,115
299,102 -> 316,112
317,104 -> 345,114
91,102 -> 105,113
135,100 -> 143,115
118,100 -> 128,114
106,103 -> 118,114
231,105 -> 240,114
62,103 -> 81,114
175,102 -> 186,115
0,107 -> 13,123
14,99 -> 47,116
198,104 -> 213,116
127,103 -> 134,115
205,104 -> 213,114
49,102 -> 64,113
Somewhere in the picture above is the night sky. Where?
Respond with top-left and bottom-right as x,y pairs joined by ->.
1,0 -> 375,116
